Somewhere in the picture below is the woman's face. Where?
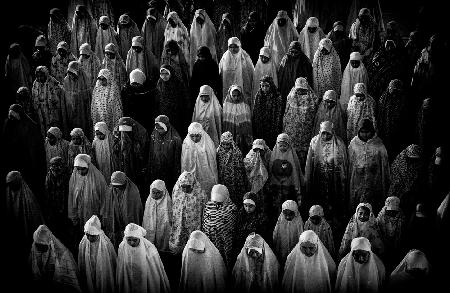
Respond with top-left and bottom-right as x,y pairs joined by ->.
295,87 -> 308,96
308,27 -> 318,34
181,184 -> 193,193
76,166 -> 88,176
132,46 -> 143,53
321,47 -> 330,55
310,215 -> 322,225
321,131 -> 333,142
155,123 -> 167,135
36,71 -> 47,83
67,71 -> 78,80
385,210 -> 399,218
190,133 -> 202,143
105,51 -> 115,60
160,70 -> 170,82
228,44 -> 240,55
98,76 -> 108,86
231,89 -> 241,102
353,249 -> 370,264
247,248 -> 262,259
260,55 -> 269,64
80,53 -> 90,60
283,209 -> 295,221
244,203 -> 256,214
277,18 -> 286,27
95,130 -> 106,140
35,243 -> 49,253
260,82 -> 270,93
325,99 -> 336,109
72,135 -> 82,145
278,141 -> 289,153
300,241 -> 318,257
350,60 -> 360,68
100,23 -> 109,30
357,206 -> 370,222
47,133 -> 57,145
57,48 -> 67,58
196,16 -> 205,26
168,18 -> 177,28
126,236 -> 140,247
358,129 -> 373,142
151,188 -> 164,200
86,233 -> 99,243
221,141 -> 232,152
200,94 -> 210,103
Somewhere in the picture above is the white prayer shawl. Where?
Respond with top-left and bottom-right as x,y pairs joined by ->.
117,224 -> 170,293
336,237 -> 385,293
164,11 -> 190,67
95,23 -> 118,61
181,122 -> 218,194
340,55 -> 368,110
78,216 -> 117,293
282,230 -> 336,293
92,122 -> 115,184
252,47 -> 278,99
219,37 -> 255,104
179,230 -> 228,293
189,9 -> 217,73
299,18 -> 326,61
142,180 -> 173,252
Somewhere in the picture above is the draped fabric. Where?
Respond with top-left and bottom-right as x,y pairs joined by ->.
191,85 -> 223,148
283,80 -> 318,158
304,206 -> 336,257
157,64 -> 189,134
101,44 -> 128,89
70,6 -> 97,57
32,67 -> 67,138
101,173 -> 143,249
263,11 -> 299,67
67,129 -> 92,170
117,224 -> 171,293
216,13 -> 238,65
299,18 -> 326,61
181,122 -> 218,194
305,122 -> 348,223
143,180 -> 173,252
233,233 -> 280,293
252,47 -> 279,102
222,85 -> 253,154
219,38 -> 255,104
340,53 -> 369,110
68,156 -> 107,237
252,75 -> 283,149
125,36 -> 159,83
240,11 -> 266,65
244,142 -> 271,195
169,171 -> 207,254
91,122 -> 117,184
78,44 -> 102,91
48,8 -> 72,55
179,230 -> 228,293
78,216 -> 117,293
189,9 -> 217,72
327,26 -> 352,72
312,39 -> 342,99
202,186 -> 238,268
348,134 -> 390,213
30,225 -> 81,292
92,0 -> 115,29
349,9 -> 378,60
217,132 -> 248,205
277,43 -> 313,107
160,40 -> 190,87
141,9 -> 167,66
45,127 -> 70,168
339,203 -> 385,258
282,230 -> 336,293
164,11 -> 190,66
51,52 -> 77,83
91,69 -> 123,132
64,62 -> 92,136
346,86 -> 377,141
117,14 -> 141,60
5,44 -> 32,97
6,171 -> 44,247
313,90 -> 347,142
273,200 -> 304,266
336,237 -> 385,293
95,17 -> 119,61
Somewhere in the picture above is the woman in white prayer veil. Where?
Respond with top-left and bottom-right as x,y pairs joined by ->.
91,121 -> 117,184
163,11 -> 190,67
335,237 -> 385,293
282,230 -> 336,293
299,17 -> 326,61
189,9 -> 217,73
219,37 -> 255,105
340,51 -> 368,111
78,215 -> 117,293
178,230 -> 228,293
252,47 -> 278,100
191,85 -> 223,148
232,232 -> 280,293
181,122 -> 218,194
117,223 -> 170,293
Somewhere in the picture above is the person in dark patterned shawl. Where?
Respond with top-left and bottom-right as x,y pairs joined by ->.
67,127 -> 92,171
233,192 -> 269,259
277,41 -> 312,112
47,8 -> 72,56
388,144 -> 424,219
51,41 -> 77,84
45,126 -> 70,169
160,40 -> 190,87
189,46 -> 222,103
202,184 -> 238,269
216,13 -> 239,64
252,75 -> 283,149
327,21 -> 352,72
117,14 -> 141,60
157,64 -> 189,137
240,11 -> 266,65
367,39 -> 407,100
148,115 -> 182,192
31,35 -> 53,78
216,131 -> 248,206
377,79 -> 410,161
43,157 -> 71,245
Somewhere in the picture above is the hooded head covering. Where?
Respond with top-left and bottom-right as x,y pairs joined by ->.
129,68 -> 146,85
299,17 -> 325,61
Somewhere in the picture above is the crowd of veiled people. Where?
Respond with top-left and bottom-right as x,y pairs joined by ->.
2,1 -> 449,293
